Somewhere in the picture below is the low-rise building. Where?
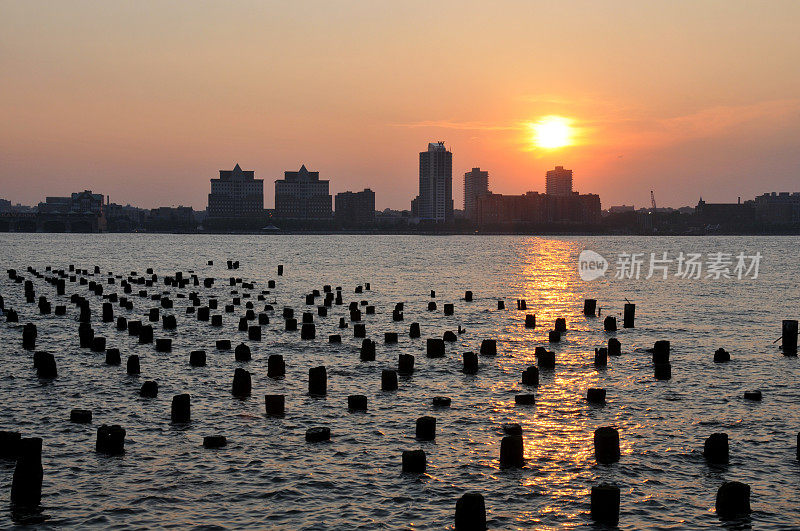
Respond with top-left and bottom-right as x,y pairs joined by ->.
335,189 -> 375,228
695,198 -> 755,225
38,191 -> 105,214
476,191 -> 601,226
754,192 -> 800,225
106,203 -> 148,231
607,205 -> 635,214
147,206 -> 196,231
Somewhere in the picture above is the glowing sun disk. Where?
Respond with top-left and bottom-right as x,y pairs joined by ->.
530,116 -> 573,149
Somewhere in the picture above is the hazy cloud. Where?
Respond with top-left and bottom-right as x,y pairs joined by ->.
654,99 -> 800,140
576,98 -> 800,149
391,120 -> 520,131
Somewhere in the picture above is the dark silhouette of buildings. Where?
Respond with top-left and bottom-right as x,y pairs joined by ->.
106,203 -> 148,232
71,190 -> 105,214
31,190 -> 107,232
147,206 -> 196,231
545,166 -> 573,196
476,166 -> 600,227
335,189 -> 375,228
38,196 -> 71,214
412,142 -> 453,223
274,165 -> 332,219
607,205 -> 636,214
38,190 -> 104,215
5,158 -> 796,234
464,167 -> 489,220
207,164 -> 264,218
695,197 -> 755,226
476,191 -> 601,226
754,192 -> 800,225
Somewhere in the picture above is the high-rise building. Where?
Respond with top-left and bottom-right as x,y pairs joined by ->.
207,164 -> 264,218
412,142 -> 453,223
335,189 -> 375,228
274,165 -> 332,219
464,167 -> 489,219
545,166 -> 573,196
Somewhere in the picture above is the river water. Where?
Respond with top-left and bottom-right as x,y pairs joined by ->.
0,234 -> 798,529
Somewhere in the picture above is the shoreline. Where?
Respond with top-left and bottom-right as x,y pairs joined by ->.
2,230 -> 799,236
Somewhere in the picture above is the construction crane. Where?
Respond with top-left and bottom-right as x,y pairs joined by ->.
650,190 -> 657,211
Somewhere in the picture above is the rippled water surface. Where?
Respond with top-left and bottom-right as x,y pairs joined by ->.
1,234 -> 799,529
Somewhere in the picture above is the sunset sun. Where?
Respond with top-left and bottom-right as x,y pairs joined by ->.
530,116 -> 573,149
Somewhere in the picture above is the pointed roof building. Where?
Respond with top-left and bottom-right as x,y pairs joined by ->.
274,165 -> 332,219
218,163 -> 254,181
282,164 -> 321,182
208,163 -> 263,218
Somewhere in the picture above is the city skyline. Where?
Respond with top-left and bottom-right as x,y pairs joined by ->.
2,2 -> 800,210
3,158 -> 797,217
4,155 -> 609,215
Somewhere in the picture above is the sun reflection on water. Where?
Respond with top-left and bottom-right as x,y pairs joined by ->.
488,238 -> 637,526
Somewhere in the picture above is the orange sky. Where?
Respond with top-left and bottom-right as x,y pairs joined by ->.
1,1 -> 799,210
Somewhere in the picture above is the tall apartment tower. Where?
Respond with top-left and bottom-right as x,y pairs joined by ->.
545,166 -> 573,196
412,142 -> 453,222
463,167 -> 489,219
207,163 -> 264,218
